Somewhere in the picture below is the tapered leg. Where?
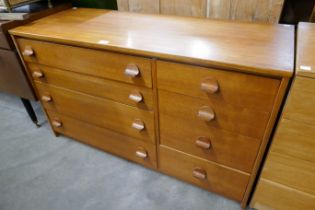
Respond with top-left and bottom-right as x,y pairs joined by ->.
20,98 -> 40,127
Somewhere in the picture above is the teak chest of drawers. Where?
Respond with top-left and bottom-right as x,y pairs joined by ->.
250,22 -> 315,210
9,8 -> 294,207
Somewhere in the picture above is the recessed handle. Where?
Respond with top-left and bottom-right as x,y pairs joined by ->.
32,71 -> 44,78
193,168 -> 207,180
129,90 -> 143,103
22,46 -> 34,56
200,77 -> 219,94
132,119 -> 145,131
52,120 -> 62,128
195,137 -> 211,150
197,106 -> 215,122
125,63 -> 140,78
41,95 -> 52,102
135,149 -> 148,159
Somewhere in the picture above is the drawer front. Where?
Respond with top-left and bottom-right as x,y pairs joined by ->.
261,151 -> 315,196
284,77 -> 315,125
47,111 -> 157,169
252,179 -> 315,210
28,63 -> 154,110
159,90 -> 270,139
35,82 -> 155,143
159,146 -> 250,201
271,119 -> 315,163
160,104 -> 260,172
157,61 -> 280,112
17,38 -> 153,88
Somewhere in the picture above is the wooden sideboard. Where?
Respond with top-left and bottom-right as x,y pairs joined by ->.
9,8 -> 294,207
250,22 -> 315,210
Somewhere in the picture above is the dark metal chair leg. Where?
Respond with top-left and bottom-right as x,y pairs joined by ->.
20,98 -> 40,127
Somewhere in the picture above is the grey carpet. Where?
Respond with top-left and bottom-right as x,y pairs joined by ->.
0,93 -> 246,210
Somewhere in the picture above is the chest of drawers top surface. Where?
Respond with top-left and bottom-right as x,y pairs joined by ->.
297,22 -> 315,78
9,8 -> 294,77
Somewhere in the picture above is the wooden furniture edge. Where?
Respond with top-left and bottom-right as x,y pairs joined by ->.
241,77 -> 290,208
10,34 -> 59,135
8,33 -> 294,78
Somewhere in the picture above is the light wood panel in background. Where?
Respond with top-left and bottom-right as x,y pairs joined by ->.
117,0 -> 285,23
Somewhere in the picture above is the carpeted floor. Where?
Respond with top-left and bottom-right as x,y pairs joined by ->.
0,93 -> 246,210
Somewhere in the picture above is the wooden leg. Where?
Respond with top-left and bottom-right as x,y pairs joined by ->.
20,98 -> 40,127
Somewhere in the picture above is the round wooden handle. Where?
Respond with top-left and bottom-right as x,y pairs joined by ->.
32,71 -> 44,78
41,95 -> 52,102
129,90 -> 143,103
22,46 -> 34,56
124,63 -> 140,77
52,120 -> 62,128
197,106 -> 215,121
132,119 -> 145,131
135,149 -> 148,159
195,137 -> 211,150
192,168 -> 207,180
200,77 -> 219,94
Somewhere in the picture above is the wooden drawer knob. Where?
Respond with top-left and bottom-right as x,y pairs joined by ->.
195,137 -> 211,150
32,71 -> 44,78
125,63 -> 140,78
52,120 -> 62,128
135,149 -> 148,159
41,95 -> 52,102
132,119 -> 145,131
22,46 -> 34,56
193,168 -> 207,180
197,106 -> 215,122
129,90 -> 143,103
200,77 -> 219,94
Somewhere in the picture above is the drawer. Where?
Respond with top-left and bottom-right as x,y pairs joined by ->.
284,77 -> 315,125
261,151 -> 315,196
47,111 -> 157,169
35,82 -> 155,143
252,179 -> 315,210
157,61 -> 280,112
28,63 -> 154,110
17,38 -> 153,88
159,90 -> 270,139
159,146 -> 250,201
271,119 -> 315,163
160,106 -> 260,172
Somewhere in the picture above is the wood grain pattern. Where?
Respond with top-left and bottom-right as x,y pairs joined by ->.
252,179 -> 315,210
160,0 -> 207,17
129,0 -> 159,13
48,111 -> 157,168
157,61 -> 280,112
35,82 -> 156,143
296,23 -> 315,78
118,0 -> 284,23
230,0 -> 257,21
207,0 -> 231,19
159,90 -> 270,139
159,92 -> 261,171
117,0 -> 129,11
284,77 -> 315,125
261,151 -> 315,196
159,145 -> 250,201
9,8 -> 294,77
17,38 -> 153,88
27,63 -> 154,110
271,119 -> 315,163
